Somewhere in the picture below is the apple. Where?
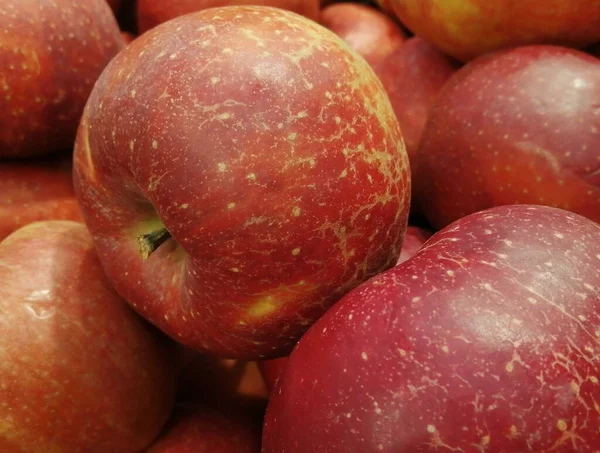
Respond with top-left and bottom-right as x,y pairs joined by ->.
0,153 -> 83,241
0,0 -> 123,158
258,225 -> 431,391
0,221 -> 177,453
263,204 -> 600,452
384,0 -> 600,62
147,403 -> 262,453
121,31 -> 136,44
137,0 -> 320,34
415,45 -> 600,230
319,3 -> 406,67
396,224 -> 431,264
73,6 -> 411,359
370,36 -> 458,217
176,346 -> 269,412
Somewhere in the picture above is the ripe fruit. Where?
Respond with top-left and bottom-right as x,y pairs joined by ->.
263,204 -> 600,452
0,0 -> 123,157
385,0 -> 600,61
0,221 -> 177,453
416,45 -> 600,229
73,6 -> 410,359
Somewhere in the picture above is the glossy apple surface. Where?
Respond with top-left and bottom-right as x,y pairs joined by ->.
147,403 -> 261,453
320,3 -> 406,67
0,0 -> 123,158
0,221 -> 177,453
0,153 -> 83,241
73,6 -> 410,359
263,204 -> 600,452
416,45 -> 600,230
137,0 -> 320,33
385,0 -> 600,61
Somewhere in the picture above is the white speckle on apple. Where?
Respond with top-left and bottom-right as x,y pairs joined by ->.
292,248 -> 300,255
361,352 -> 368,361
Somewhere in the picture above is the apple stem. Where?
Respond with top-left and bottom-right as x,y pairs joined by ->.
137,227 -> 172,260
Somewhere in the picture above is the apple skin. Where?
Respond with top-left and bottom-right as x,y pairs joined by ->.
263,204 -> 600,452
73,6 -> 410,359
396,224 -> 431,264
0,153 -> 83,241
121,31 -> 136,44
0,221 -> 177,453
385,0 -> 600,62
137,0 -> 320,34
415,45 -> 600,230
319,3 -> 406,67
258,357 -> 290,391
0,0 -> 123,158
371,36 -> 458,217
147,403 -> 262,453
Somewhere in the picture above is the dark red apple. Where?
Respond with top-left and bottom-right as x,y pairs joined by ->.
258,357 -> 289,391
147,403 -> 262,453
397,224 -> 431,264
263,204 -> 600,452
0,0 -> 123,158
416,45 -> 600,230
371,36 -> 457,217
0,221 -> 177,453
0,153 -> 83,241
384,0 -> 600,61
73,6 -> 410,359
137,0 -> 320,34
320,3 -> 406,67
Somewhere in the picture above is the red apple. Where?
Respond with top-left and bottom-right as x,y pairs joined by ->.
0,221 -> 177,453
371,36 -> 458,217
0,0 -> 123,158
137,0 -> 320,34
147,403 -> 262,453
263,204 -> 600,452
385,0 -> 600,62
258,357 -> 289,391
73,6 -> 410,359
121,30 -> 136,44
0,153 -> 83,241
320,3 -> 406,67
415,45 -> 600,230
176,346 -> 269,411
396,224 -> 431,264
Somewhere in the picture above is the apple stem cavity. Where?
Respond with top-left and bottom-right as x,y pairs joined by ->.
137,227 -> 171,260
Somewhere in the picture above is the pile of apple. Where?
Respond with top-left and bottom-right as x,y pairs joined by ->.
1,0 -> 599,451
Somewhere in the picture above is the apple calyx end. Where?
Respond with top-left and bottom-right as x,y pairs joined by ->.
137,227 -> 171,260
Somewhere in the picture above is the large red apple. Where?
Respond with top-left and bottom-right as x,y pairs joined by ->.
147,403 -> 262,453
0,221 -> 177,453
384,0 -> 600,61
0,153 -> 83,241
416,45 -> 600,230
73,6 -> 410,359
258,357 -> 290,392
137,0 -> 320,34
320,3 -> 406,67
0,0 -> 123,158
371,36 -> 457,217
263,204 -> 600,452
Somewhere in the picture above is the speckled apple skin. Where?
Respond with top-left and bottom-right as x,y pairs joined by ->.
263,205 -> 600,452
386,0 -> 600,62
137,0 -> 320,34
73,6 -> 410,359
0,0 -> 123,158
416,45 -> 600,230
0,221 -> 177,453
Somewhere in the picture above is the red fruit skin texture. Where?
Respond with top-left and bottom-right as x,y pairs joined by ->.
0,221 -> 177,453
372,36 -> 457,216
137,0 -> 320,34
416,45 -> 600,230
73,6 -> 410,359
147,404 -> 262,453
320,3 -> 406,67
121,30 -> 136,44
386,0 -> 600,62
0,0 -> 123,158
0,154 -> 83,242
396,224 -> 431,264
263,205 -> 600,452
258,356 -> 290,391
